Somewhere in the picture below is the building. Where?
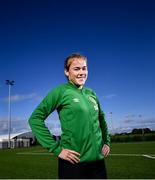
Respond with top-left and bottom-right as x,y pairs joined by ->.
0,131 -> 35,149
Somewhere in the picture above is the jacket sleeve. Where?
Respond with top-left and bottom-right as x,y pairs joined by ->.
91,90 -> 110,146
98,103 -> 111,147
28,87 -> 63,156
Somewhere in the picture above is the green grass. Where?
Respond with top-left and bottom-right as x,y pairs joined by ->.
0,146 -> 58,179
106,141 -> 155,179
0,142 -> 155,179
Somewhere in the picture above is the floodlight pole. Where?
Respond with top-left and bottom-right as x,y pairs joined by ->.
139,114 -> 144,139
109,112 -> 114,134
6,80 -> 14,148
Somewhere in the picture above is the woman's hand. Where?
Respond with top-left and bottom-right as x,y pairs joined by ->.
102,144 -> 110,157
58,149 -> 81,164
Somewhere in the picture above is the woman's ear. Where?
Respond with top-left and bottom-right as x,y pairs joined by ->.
64,69 -> 69,77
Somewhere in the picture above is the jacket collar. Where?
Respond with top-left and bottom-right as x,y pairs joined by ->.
67,81 -> 84,91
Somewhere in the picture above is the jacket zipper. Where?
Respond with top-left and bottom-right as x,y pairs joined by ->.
81,90 -> 98,160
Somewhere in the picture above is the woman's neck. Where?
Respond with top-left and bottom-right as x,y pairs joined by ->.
69,80 -> 83,89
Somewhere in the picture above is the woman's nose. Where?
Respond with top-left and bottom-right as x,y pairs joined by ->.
79,68 -> 85,74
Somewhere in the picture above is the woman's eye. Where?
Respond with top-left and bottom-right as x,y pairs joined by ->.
73,67 -> 87,71
74,68 -> 80,71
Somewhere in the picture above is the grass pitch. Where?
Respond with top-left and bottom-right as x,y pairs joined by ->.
107,141 -> 155,179
0,141 -> 155,179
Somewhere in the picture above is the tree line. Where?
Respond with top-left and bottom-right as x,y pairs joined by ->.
111,128 -> 155,142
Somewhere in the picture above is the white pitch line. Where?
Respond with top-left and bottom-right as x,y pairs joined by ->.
110,153 -> 141,157
16,153 -> 155,159
142,154 -> 155,159
110,153 -> 155,159
17,152 -> 51,155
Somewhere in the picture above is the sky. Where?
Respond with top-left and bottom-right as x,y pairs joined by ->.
0,0 -> 154,136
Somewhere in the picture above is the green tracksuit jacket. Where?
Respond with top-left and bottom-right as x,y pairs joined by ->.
29,82 -> 110,162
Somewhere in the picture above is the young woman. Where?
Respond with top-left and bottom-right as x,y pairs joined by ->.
29,53 -> 110,179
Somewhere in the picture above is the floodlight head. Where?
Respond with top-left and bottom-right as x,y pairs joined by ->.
10,80 -> 14,85
6,80 -> 15,85
6,80 -> 9,84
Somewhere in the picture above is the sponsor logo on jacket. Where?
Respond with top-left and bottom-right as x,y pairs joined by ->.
88,96 -> 98,111
73,98 -> 80,103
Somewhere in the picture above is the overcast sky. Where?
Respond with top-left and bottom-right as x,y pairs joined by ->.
0,0 -> 154,136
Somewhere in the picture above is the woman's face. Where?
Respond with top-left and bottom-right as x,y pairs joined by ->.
65,58 -> 88,87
